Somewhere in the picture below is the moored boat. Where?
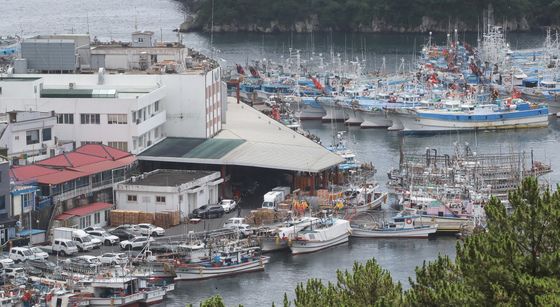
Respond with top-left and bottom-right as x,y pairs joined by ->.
351,215 -> 437,238
290,218 -> 352,255
174,247 -> 269,281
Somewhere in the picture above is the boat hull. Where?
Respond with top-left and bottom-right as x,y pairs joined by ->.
296,98 -> 326,120
358,109 -> 392,128
351,226 -> 437,238
319,99 -> 347,122
400,111 -> 549,132
290,233 -> 349,255
174,256 -> 270,281
348,192 -> 388,213
342,107 -> 363,125
417,216 -> 470,233
259,236 -> 289,252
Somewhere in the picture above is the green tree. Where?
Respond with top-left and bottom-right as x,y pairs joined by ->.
407,177 -> 560,306
287,258 -> 403,306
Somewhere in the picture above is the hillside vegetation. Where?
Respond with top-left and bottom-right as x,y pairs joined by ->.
176,0 -> 560,32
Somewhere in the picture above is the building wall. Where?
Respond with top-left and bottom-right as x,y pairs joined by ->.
3,70 -> 225,151
0,113 -> 58,161
115,171 -> 221,218
0,162 -> 11,217
66,209 -> 110,228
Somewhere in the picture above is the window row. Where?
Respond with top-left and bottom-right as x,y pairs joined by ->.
127,194 -> 166,204
58,113 -> 128,125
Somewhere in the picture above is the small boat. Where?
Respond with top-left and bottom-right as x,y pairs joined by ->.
257,217 -> 320,252
343,183 -> 388,212
290,217 -> 352,255
174,247 -> 269,281
351,215 -> 437,238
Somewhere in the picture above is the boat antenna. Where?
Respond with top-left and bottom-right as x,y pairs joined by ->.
210,0 -> 215,59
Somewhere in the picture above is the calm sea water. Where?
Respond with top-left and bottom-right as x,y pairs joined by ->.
1,1 -> 558,306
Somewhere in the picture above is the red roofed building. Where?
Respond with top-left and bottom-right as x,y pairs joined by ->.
54,202 -> 114,229
10,144 -> 137,231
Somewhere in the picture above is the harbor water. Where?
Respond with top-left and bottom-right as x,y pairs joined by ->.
1,1 -> 559,306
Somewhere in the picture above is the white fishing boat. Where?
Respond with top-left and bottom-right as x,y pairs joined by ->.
174,247 -> 269,280
351,215 -> 437,238
290,218 -> 352,255
344,183 -> 388,212
257,217 -> 320,252
72,276 -> 172,306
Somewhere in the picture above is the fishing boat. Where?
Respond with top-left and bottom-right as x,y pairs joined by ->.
294,97 -> 326,120
351,215 -> 437,238
397,205 -> 472,233
343,183 -> 388,212
257,217 -> 320,252
396,99 -> 548,132
71,276 -> 173,306
290,217 -> 352,255
174,247 -> 269,281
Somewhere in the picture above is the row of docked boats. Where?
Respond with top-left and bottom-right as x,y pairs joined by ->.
226,27 -> 559,134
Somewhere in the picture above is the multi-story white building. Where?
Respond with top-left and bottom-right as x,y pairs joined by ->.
0,111 -> 66,163
0,63 -> 223,154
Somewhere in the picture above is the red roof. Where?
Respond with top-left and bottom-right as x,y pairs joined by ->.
37,152 -> 108,168
54,202 -> 113,220
10,144 -> 136,185
10,165 -> 58,182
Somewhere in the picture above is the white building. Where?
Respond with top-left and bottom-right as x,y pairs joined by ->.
114,169 -> 222,219
0,111 -> 64,163
90,31 -> 187,72
0,63 -> 223,153
53,202 -> 113,229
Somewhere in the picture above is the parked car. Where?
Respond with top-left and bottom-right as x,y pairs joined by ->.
64,255 -> 102,270
223,217 -> 253,237
191,205 -> 225,219
0,256 -> 14,268
83,226 -> 105,232
29,247 -> 49,260
109,228 -> 137,241
4,267 -> 26,279
9,247 -> 35,263
87,235 -> 103,249
99,253 -> 128,265
219,199 -> 237,213
26,259 -> 57,273
88,230 -> 120,245
133,224 -> 165,237
120,236 -> 155,250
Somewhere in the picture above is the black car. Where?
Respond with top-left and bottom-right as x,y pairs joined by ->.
109,228 -> 137,241
191,205 -> 225,219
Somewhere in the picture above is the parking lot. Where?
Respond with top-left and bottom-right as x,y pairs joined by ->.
46,206 -> 254,262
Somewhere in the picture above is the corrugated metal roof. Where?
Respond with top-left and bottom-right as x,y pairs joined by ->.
215,100 -> 343,173
55,202 -> 113,219
183,139 -> 245,159
139,99 -> 343,173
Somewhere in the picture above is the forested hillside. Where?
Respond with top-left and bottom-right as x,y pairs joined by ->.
176,0 -> 560,33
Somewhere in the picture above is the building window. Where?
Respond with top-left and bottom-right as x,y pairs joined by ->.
57,113 -> 74,124
154,101 -> 159,112
128,195 -> 137,202
42,128 -> 52,141
81,141 -> 102,146
108,114 -> 128,124
104,210 -> 110,222
0,196 -> 5,211
26,130 -> 40,145
80,113 -> 100,124
108,141 -> 128,152
156,196 -> 166,203
94,212 -> 100,224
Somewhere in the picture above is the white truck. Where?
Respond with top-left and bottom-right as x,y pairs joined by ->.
53,227 -> 95,252
48,239 -> 79,256
261,191 -> 284,210
272,186 -> 291,200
